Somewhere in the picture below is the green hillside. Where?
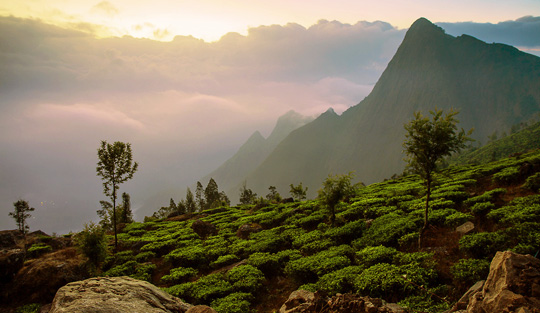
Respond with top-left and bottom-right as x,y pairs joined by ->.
451,119 -> 540,165
93,149 -> 540,313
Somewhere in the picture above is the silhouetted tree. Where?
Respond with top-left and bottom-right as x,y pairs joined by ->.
195,181 -> 205,212
290,183 -> 307,201
120,192 -> 133,223
318,173 -> 355,227
266,186 -> 282,202
219,191 -> 230,207
185,187 -> 196,213
205,178 -> 220,209
403,109 -> 472,249
96,140 -> 138,250
9,199 -> 35,235
239,182 -> 257,205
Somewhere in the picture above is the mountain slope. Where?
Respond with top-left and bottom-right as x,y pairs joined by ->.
240,17 -> 540,198
201,110 -> 313,198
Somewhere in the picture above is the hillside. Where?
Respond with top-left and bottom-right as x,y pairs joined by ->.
4,148 -> 540,312
224,17 -> 540,199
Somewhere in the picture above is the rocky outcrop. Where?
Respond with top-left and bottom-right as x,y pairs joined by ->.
279,290 -> 405,313
49,276 -> 194,313
236,223 -> 263,239
447,251 -> 540,313
2,247 -> 86,305
191,220 -> 218,238
0,249 -> 25,283
186,306 -> 217,313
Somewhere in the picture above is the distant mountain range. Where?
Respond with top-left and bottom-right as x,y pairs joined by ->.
207,17 -> 540,201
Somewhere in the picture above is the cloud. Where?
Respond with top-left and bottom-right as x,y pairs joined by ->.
91,1 -> 120,17
437,16 -> 540,56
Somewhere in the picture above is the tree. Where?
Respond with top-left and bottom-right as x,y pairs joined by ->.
290,183 -> 307,201
403,109 -> 472,249
219,191 -> 231,207
9,199 -> 35,235
266,186 -> 282,202
185,187 -> 196,213
195,181 -> 205,212
96,140 -> 138,250
239,182 -> 257,205
205,178 -> 220,210
97,200 -> 113,231
318,173 -> 356,227
75,222 -> 108,273
120,192 -> 133,224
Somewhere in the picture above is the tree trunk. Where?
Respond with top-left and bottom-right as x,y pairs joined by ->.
112,184 -> 118,251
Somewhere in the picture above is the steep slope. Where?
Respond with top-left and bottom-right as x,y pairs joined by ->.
242,17 -> 540,198
201,110 -> 313,198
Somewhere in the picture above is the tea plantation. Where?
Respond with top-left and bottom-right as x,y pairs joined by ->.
102,149 -> 540,313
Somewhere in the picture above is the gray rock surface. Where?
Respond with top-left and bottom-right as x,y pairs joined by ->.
49,276 -> 194,313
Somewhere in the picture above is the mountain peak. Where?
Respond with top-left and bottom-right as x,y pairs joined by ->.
408,17 -> 444,34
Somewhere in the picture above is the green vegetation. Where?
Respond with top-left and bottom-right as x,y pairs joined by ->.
58,148 -> 540,312
75,222 -> 109,272
9,199 -> 35,235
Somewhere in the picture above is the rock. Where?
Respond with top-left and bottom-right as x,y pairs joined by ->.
191,220 -> 218,238
279,290 -> 405,313
452,280 -> 485,311
236,223 -> 263,239
456,221 -> 475,235
186,305 -> 217,313
2,247 -> 86,305
279,290 -> 315,313
0,248 -> 25,282
448,251 -> 540,313
0,230 -> 22,248
49,276 -> 194,313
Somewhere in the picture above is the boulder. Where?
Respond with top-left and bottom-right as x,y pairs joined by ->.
0,248 -> 25,282
279,290 -> 405,313
447,251 -> 540,313
236,223 -> 263,239
456,221 -> 475,235
49,276 -> 194,313
2,247 -> 86,305
279,290 -> 315,313
191,220 -> 218,238
186,305 -> 218,313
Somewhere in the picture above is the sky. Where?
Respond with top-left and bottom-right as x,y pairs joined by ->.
1,1 -> 540,234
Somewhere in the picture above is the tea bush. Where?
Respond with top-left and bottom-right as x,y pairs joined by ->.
451,258 -> 490,287
459,231 -> 509,259
161,267 -> 198,284
227,264 -> 265,293
210,292 -> 253,313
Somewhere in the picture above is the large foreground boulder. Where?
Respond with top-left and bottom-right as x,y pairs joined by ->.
49,276 -> 194,313
447,250 -> 540,313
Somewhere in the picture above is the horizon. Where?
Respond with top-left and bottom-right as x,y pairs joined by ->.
1,1 -> 540,234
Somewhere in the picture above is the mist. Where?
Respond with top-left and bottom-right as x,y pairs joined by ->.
1,16 -> 539,234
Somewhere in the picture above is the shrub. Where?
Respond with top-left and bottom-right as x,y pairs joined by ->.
16,303 -> 41,313
135,251 -> 156,262
488,195 -> 540,224
451,258 -> 490,288
227,264 -> 265,293
27,243 -> 52,258
523,172 -> 540,191
161,267 -> 198,284
131,262 -> 156,281
492,166 -> 520,185
165,245 -> 207,267
464,188 -> 506,206
210,292 -> 253,313
353,263 -> 409,300
285,245 -> 353,283
459,231 -> 509,259
248,252 -> 280,275
75,222 -> 108,270
211,254 -> 240,269
325,219 -> 365,244
315,266 -> 364,295
356,246 -> 398,267
470,202 -> 495,215
188,273 -> 233,304
353,213 -> 420,248
444,212 -> 473,227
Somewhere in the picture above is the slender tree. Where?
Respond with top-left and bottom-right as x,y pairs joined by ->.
9,199 -> 35,235
318,173 -> 356,227
185,187 -> 196,213
403,109 -> 472,249
195,181 -> 205,212
266,186 -> 282,202
205,178 -> 220,209
290,183 -> 307,201
96,140 -> 138,250
239,182 -> 257,205
120,192 -> 133,223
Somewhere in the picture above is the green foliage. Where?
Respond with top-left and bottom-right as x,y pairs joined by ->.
9,199 -> 35,234
96,140 -> 138,248
353,213 -> 420,248
189,273 -> 233,303
470,202 -> 496,215
315,266 -> 364,295
285,245 -> 353,282
26,243 -> 52,258
211,254 -> 240,269
161,267 -> 198,284
211,292 -> 254,313
492,166 -> 521,185
248,252 -> 280,275
356,246 -> 398,267
16,303 -> 41,313
523,172 -> 540,191
464,188 -> 506,206
135,251 -> 156,262
165,245 -> 207,267
290,182 -> 308,201
451,258 -> 490,287
488,195 -> 540,224
459,231 -> 509,259
318,173 -> 356,226
239,182 -> 257,205
444,212 -> 473,227
227,264 -> 265,293
75,222 -> 109,270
